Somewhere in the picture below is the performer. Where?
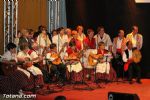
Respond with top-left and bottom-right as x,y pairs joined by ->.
94,26 -> 112,51
28,42 -> 42,62
83,29 -> 96,49
65,28 -> 72,43
64,41 -> 83,82
0,43 -> 43,93
126,25 -> 143,50
19,29 -> 29,47
37,28 -> 51,55
76,25 -> 86,43
122,41 -> 142,84
89,42 -> 116,81
17,44 -> 44,86
70,30 -> 82,51
112,29 -> 127,78
52,27 -> 68,52
46,43 -> 66,85
2,42 -> 17,61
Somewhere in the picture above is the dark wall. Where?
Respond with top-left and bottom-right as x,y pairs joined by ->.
66,0 -> 150,78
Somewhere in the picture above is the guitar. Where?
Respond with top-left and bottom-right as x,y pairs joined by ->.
51,42 -> 68,65
88,53 -> 103,66
124,49 -> 142,71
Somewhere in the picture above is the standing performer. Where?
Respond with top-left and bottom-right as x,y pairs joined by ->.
77,25 -> 86,43
122,41 -> 142,84
112,29 -> 127,78
70,30 -> 82,51
94,26 -> 112,51
19,29 -> 29,47
126,25 -> 143,50
37,28 -> 51,55
83,29 -> 96,49
65,28 -> 72,43
52,27 -> 68,52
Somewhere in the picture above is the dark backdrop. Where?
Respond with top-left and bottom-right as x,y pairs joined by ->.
65,0 -> 150,78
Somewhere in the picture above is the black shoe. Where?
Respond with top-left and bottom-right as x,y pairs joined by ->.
136,80 -> 142,84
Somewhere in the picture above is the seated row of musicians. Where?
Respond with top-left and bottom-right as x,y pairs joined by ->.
46,40 -> 116,83
0,43 -> 44,94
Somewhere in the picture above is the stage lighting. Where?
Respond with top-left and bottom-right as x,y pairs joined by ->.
135,0 -> 150,3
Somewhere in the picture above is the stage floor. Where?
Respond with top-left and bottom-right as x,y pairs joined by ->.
36,79 -> 150,100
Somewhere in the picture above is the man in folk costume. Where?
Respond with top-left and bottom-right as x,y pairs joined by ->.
112,29 -> 127,78
46,43 -> 66,85
122,41 -> 142,84
94,26 -> 112,51
126,25 -> 143,50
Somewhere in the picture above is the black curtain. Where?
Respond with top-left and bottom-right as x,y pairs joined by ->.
65,0 -> 150,78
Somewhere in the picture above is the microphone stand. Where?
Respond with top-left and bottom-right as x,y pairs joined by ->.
104,56 -> 109,84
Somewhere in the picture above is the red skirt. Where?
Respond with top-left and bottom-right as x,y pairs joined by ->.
66,70 -> 83,82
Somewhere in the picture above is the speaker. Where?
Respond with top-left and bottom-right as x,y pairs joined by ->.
108,92 -> 140,100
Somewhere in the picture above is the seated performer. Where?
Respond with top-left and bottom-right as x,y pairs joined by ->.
28,42 -> 43,67
122,41 -> 142,84
2,42 -> 17,61
64,41 -> 83,82
89,42 -> 116,81
0,43 -> 42,93
17,44 -> 44,86
46,43 -> 66,85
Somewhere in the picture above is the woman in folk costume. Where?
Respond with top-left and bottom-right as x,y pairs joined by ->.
37,27 -> 51,55
64,41 -> 83,82
76,25 -> 86,43
70,30 -> 83,51
89,42 -> 116,81
17,44 -> 44,87
65,28 -> 72,43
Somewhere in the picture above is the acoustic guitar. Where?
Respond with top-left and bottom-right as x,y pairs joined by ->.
51,42 -> 68,65
88,53 -> 103,66
124,49 -> 142,71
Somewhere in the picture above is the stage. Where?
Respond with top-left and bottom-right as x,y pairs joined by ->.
36,79 -> 150,100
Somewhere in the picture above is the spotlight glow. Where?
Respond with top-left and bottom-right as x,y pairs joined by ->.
135,0 -> 150,3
